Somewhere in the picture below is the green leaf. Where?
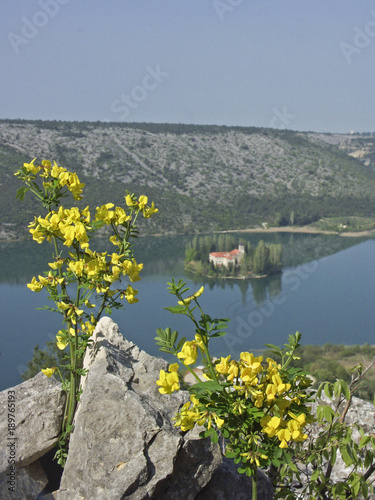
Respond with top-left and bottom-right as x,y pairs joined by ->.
333,381 -> 341,399
190,380 -> 225,394
339,379 -> 351,400
176,337 -> 187,351
361,481 -> 369,500
16,186 -> 29,200
201,428 -> 214,438
288,462 -> 298,473
164,305 -> 186,314
170,329 -> 178,346
209,331 -> 227,338
364,449 -> 373,468
340,444 -> 354,467
359,435 -> 371,448
310,469 -> 320,481
211,431 -> 219,444
330,446 -> 337,466
324,383 -> 333,399
322,405 -> 335,423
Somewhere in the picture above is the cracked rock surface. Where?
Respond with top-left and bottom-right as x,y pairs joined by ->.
57,317 -> 222,500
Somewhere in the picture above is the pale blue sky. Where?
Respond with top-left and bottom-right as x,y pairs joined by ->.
1,0 -> 375,132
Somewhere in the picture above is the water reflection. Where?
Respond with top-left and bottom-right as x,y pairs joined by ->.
0,231 -> 369,286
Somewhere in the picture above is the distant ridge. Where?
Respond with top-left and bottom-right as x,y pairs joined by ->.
1,118 -> 375,235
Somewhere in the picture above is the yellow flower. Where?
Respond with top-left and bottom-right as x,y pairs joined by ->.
216,355 -> 231,375
125,285 -> 138,304
81,321 -> 96,335
122,259 -> 143,282
56,334 -> 68,350
143,201 -> 158,218
261,416 -> 281,438
177,341 -> 198,365
266,373 -> 291,401
42,367 -> 56,378
125,194 -> 137,207
23,158 -> 40,175
50,162 -> 66,178
156,363 -> 180,394
95,203 -> 115,224
69,259 -> 85,277
178,286 -> 204,306
114,206 -> 130,224
61,172 -> 85,200
48,259 -> 64,270
213,414 -> 225,428
195,333 -> 205,350
138,195 -> 148,209
227,361 -> 239,381
109,235 -> 119,246
27,277 -> 43,292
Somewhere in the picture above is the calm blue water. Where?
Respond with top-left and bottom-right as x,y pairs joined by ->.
1,233 -> 374,390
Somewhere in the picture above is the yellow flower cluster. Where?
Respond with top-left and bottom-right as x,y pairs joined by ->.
23,159 -> 85,200
214,352 -> 309,448
177,340 -> 199,365
174,395 -> 225,432
28,248 -> 143,304
29,205 -> 91,248
157,348 -> 310,450
125,194 -> 158,218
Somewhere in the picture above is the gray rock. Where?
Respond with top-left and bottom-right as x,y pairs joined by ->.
0,372 -> 65,472
58,317 -> 222,500
0,460 -> 48,500
0,373 -> 65,499
197,458 -> 274,500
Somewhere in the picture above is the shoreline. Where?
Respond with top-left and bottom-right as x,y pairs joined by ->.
223,226 -> 375,238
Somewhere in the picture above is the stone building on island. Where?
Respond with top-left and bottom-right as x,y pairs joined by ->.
209,244 -> 245,268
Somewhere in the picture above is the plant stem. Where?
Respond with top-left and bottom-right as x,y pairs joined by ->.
252,473 -> 257,500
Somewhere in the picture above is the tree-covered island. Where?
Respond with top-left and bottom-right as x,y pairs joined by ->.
184,234 -> 282,279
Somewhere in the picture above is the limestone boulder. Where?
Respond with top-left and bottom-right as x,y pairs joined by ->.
0,371 -> 66,499
57,317 -> 222,500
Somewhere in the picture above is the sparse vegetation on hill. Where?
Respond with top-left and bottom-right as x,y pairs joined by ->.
1,119 -> 375,236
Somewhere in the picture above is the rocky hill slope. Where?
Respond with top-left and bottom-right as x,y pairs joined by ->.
1,119 -> 375,235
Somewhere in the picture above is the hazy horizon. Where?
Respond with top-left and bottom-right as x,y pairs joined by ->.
1,1 -> 375,134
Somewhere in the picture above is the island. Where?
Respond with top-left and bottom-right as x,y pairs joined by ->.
184,234 -> 282,279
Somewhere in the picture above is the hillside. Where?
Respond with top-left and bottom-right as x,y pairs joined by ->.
1,119 -> 375,236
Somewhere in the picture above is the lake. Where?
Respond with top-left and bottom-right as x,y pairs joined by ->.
1,232 -> 374,391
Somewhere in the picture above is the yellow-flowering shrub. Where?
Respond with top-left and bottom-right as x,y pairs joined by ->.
15,159 -> 157,465
155,279 -> 314,498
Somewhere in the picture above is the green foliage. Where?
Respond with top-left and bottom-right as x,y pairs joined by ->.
265,343 -> 375,401
276,374 -> 375,498
21,341 -> 68,381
